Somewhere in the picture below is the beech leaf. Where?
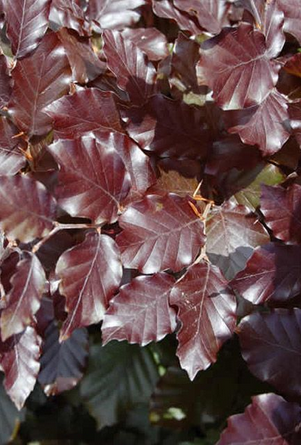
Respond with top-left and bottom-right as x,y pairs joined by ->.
88,0 -> 146,31
152,0 -> 202,35
102,272 -> 177,346
56,231 -> 122,340
0,54 -> 12,108
116,193 -> 205,274
278,0 -> 301,44
170,261 -> 237,380
0,117 -> 26,176
121,28 -> 169,61
49,0 -> 90,37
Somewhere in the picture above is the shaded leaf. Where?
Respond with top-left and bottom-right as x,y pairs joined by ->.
284,52 -> 301,78
0,117 -> 26,176
0,326 -> 41,409
0,175 -> 56,243
88,0 -> 146,31
152,0 -> 202,35
3,0 -> 51,58
80,340 -> 159,429
44,88 -> 124,139
217,393 -> 301,445
35,230 -> 74,272
102,272 -> 177,346
103,30 -> 157,106
48,136 -> 131,224
199,23 -> 280,110
149,168 -> 198,197
225,89 -> 290,156
0,375 -> 24,445
0,53 -> 12,107
56,231 -> 122,340
121,28 -> 169,61
8,32 -> 72,137
1,252 -> 46,341
261,184 -> 301,244
116,193 -> 205,274
231,243 -> 301,305
125,94 -> 210,159
238,309 -> 301,399
278,0 -> 301,44
170,261 -> 237,380
49,0 -> 90,36
206,200 -> 269,280
38,322 -> 88,396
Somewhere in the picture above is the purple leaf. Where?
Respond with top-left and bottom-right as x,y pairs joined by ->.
49,0 -> 90,36
0,53 -> 12,107
152,0 -> 202,35
121,28 -> 169,61
278,0 -> 301,44
88,0 -> 146,31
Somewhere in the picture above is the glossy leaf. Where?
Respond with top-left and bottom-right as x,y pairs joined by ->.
38,322 -> 89,396
199,23 -> 280,110
44,88 -> 124,139
0,327 -> 41,409
88,0 -> 146,31
152,0 -> 202,35
121,28 -> 169,61
231,243 -> 301,304
0,117 -> 26,176
206,200 -> 269,280
0,175 -> 56,243
278,0 -> 301,44
103,30 -> 157,105
80,340 -> 159,429
48,136 -> 131,224
260,184 -> 301,244
125,94 -> 210,159
238,309 -> 301,399
8,32 -> 72,137
49,0 -> 90,36
1,252 -> 46,341
3,0 -> 51,58
56,231 -> 122,340
116,193 -> 205,274
218,393 -> 301,445
170,261 -> 237,379
225,89 -> 290,156
102,272 -> 177,346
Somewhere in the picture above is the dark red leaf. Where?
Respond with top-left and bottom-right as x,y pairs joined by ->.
103,30 -> 158,106
206,200 -> 269,280
7,32 -> 72,137
0,251 -> 20,296
121,28 -> 169,61
170,261 -> 237,379
48,136 -> 131,224
217,393 -> 301,445
102,272 -> 177,346
57,28 -> 105,84
35,230 -> 74,272
152,0 -> 202,35
88,0 -> 146,31
231,243 -> 301,304
173,0 -> 229,35
1,252 -> 46,341
225,89 -> 290,156
199,23 -> 280,110
0,326 -> 41,409
238,309 -> 301,399
38,322 -> 88,396
44,88 -> 124,139
284,53 -> 301,78
261,184 -> 301,244
56,231 -> 122,340
278,0 -> 301,44
116,193 -> 205,274
0,53 -> 12,107
49,0 -> 90,36
2,0 -> 51,58
0,175 -> 56,243
288,100 -> 301,147
124,94 -> 210,159
0,117 -> 26,176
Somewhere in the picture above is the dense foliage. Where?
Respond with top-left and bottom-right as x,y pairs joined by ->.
0,0 -> 300,443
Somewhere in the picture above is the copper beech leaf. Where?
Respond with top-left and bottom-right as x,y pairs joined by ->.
0,54 -> 12,108
260,184 -> 301,244
217,393 -> 301,445
125,94 -> 210,159
225,89 -> 290,156
278,0 -> 301,44
199,23 -> 280,110
121,28 -> 169,61
48,136 -> 131,224
231,244 -> 301,305
7,32 -> 72,137
149,168 -> 198,197
238,309 -> 301,399
102,272 -> 177,346
170,261 -> 237,380
284,53 -> 301,78
116,193 -> 205,274
2,0 -> 51,58
0,117 -> 26,176
152,0 -> 202,35
49,0 -> 90,36
0,326 -> 41,409
0,175 -> 56,243
44,88 -> 124,139
38,322 -> 89,396
1,252 -> 46,341
56,231 -> 122,341
103,30 -> 158,106
206,200 -> 269,280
